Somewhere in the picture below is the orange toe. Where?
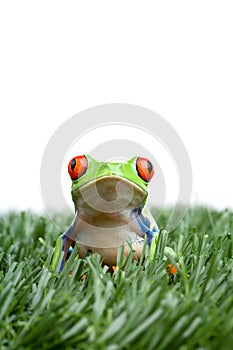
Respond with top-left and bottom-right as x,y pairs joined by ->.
166,263 -> 177,275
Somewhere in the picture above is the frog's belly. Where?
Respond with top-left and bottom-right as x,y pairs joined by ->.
77,233 -> 144,266
72,222 -> 144,265
78,245 -> 142,266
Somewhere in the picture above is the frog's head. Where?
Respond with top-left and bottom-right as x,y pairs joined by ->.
67,155 -> 154,213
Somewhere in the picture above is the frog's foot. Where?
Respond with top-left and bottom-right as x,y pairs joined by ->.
108,265 -> 117,273
162,246 -> 178,278
166,263 -> 178,275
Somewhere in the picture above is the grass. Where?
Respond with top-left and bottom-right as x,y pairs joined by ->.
0,207 -> 233,350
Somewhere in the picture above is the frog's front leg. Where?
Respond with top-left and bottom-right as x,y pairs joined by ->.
60,211 -> 81,270
60,234 -> 75,271
133,207 -> 159,245
51,212 -> 79,272
51,231 -> 75,272
133,207 -> 177,276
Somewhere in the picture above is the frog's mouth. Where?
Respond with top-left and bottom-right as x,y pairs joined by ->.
73,175 -> 147,214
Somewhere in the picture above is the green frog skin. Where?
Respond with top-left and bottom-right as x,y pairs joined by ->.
55,155 -> 164,270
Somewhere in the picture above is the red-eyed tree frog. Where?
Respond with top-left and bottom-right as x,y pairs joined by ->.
52,155 -> 177,273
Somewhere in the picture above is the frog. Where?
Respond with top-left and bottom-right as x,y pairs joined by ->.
52,155 -> 177,273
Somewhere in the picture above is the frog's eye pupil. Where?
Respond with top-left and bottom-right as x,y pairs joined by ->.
71,159 -> 76,171
136,157 -> 154,182
68,155 -> 88,180
147,161 -> 153,174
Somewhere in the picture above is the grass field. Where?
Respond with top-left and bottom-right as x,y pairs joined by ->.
0,208 -> 233,350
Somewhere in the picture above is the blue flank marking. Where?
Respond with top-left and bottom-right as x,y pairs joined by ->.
59,260 -> 64,272
136,213 -> 159,246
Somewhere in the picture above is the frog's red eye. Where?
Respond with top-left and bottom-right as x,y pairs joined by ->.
68,155 -> 88,180
136,157 -> 154,182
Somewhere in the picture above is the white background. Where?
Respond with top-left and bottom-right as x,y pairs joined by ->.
0,1 -> 232,212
